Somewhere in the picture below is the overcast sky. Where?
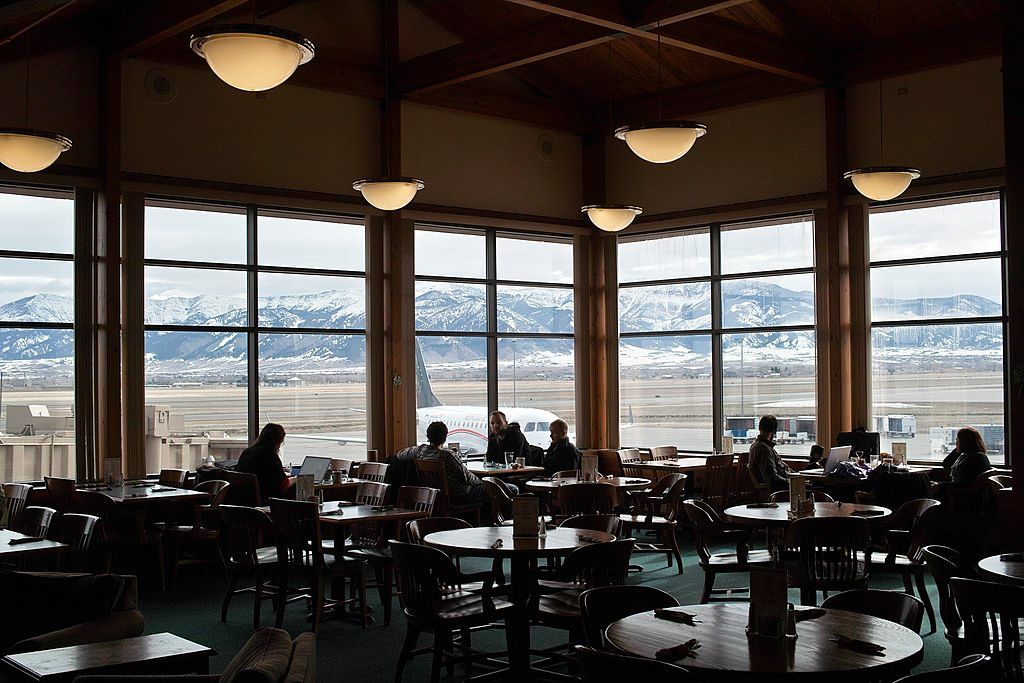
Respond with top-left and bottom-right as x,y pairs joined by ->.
0,193 -> 1005,308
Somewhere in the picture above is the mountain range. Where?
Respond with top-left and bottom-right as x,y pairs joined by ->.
0,281 -> 1004,376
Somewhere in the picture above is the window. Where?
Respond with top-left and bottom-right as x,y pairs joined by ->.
0,188 -> 76,481
415,226 -> 574,456
619,215 -> 816,455
144,201 -> 366,472
869,193 -> 1005,462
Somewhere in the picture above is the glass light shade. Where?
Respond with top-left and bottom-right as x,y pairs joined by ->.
615,122 -> 707,164
582,204 -> 642,232
0,129 -> 72,172
352,178 -> 426,211
190,25 -> 314,92
844,167 -> 922,201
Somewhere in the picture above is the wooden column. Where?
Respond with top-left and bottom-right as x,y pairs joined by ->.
380,0 -> 416,458
365,215 -> 387,454
815,84 -> 853,450
73,188 -> 97,481
95,51 -> 123,478
847,203 -> 872,429
1003,0 -> 1024,491
121,193 -> 145,478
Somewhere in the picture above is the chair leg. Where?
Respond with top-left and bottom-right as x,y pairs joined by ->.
221,570 -> 239,622
154,539 -> 166,592
902,573 -> 914,594
311,574 -> 324,633
668,528 -> 684,575
275,567 -> 288,628
799,586 -> 815,606
382,564 -> 394,627
913,571 -> 937,635
394,623 -> 420,683
430,631 -> 445,683
253,572 -> 264,630
700,570 -> 715,603
358,570 -> 370,629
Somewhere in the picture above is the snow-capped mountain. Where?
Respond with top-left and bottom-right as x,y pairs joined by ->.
0,280 -> 1004,376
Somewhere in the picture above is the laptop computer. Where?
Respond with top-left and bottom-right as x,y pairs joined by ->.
822,445 -> 852,475
298,455 -> 333,483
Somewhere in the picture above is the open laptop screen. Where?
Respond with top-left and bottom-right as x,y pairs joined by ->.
299,456 -> 332,483
823,446 -> 852,475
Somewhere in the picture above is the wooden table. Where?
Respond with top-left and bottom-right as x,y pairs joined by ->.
638,457 -> 708,473
466,462 -> 544,478
604,604 -> 923,679
723,502 -> 892,527
78,483 -> 209,503
424,525 -> 615,677
1,632 -> 215,683
315,501 -> 430,526
524,476 -> 651,492
0,529 -> 66,559
978,554 -> 1024,584
314,477 -> 370,502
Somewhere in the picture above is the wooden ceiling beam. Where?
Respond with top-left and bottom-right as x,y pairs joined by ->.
634,0 -> 757,29
503,0 -> 829,83
111,0 -> 251,58
398,17 -> 614,95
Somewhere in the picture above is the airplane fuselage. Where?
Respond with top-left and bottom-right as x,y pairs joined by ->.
415,405 -> 560,455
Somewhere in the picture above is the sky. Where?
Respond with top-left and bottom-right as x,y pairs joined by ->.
0,193 -> 1005,308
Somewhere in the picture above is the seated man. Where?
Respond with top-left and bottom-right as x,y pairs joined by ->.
748,414 -> 792,492
407,421 -> 486,505
543,419 -> 581,476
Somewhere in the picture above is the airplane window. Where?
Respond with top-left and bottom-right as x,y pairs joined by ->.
525,422 -> 536,432
537,422 -> 549,432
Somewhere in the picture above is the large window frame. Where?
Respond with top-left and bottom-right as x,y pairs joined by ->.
142,197 -> 367,458
868,190 -> 1008,464
618,213 -> 817,454
413,224 -> 575,433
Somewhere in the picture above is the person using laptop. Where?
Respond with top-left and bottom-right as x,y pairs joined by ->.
748,415 -> 792,493
237,423 -> 295,502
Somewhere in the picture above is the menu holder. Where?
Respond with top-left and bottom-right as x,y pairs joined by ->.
104,458 -> 124,487
512,495 -> 540,538
747,566 -> 790,639
721,435 -> 734,455
788,476 -> 807,512
295,474 -> 316,502
448,442 -> 461,462
580,453 -> 598,482
891,442 -> 907,466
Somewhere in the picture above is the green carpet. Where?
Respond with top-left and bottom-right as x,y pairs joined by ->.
138,544 -> 952,680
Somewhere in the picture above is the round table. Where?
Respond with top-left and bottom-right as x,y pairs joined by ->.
424,526 -> 615,677
723,502 -> 892,527
524,476 -> 651,492
978,554 -> 1024,584
605,604 -> 923,679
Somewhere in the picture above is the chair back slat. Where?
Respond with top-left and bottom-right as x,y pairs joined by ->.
2,483 -> 31,529
396,486 -> 438,515
649,445 -> 677,462
358,462 -> 388,483
701,454 -> 735,511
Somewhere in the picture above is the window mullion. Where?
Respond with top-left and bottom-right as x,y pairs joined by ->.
711,223 -> 724,454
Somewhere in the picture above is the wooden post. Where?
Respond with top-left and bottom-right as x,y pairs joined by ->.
121,193 -> 145,478
73,188 -> 97,481
365,214 -> 387,455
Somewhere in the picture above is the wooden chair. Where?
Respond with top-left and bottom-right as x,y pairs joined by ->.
579,585 -> 679,650
989,474 -> 1013,489
770,490 -> 835,503
821,589 -> 925,632
2,483 -> 31,530
347,485 -> 438,626
787,516 -> 871,606
406,516 -> 506,588
197,468 -> 261,506
355,481 -> 389,506
160,479 -> 230,589
331,458 -> 355,476
18,505 -> 57,537
700,454 -> 734,511
575,645 -> 692,679
949,577 -> 1024,680
649,445 -> 677,461
732,451 -> 769,504
270,497 -> 369,631
859,500 -> 941,634
357,461 -> 388,483
77,489 -> 166,590
44,476 -> 77,513
414,458 -> 481,525
617,449 -> 645,479
554,482 -> 617,518
218,504 -> 287,630
559,514 -> 621,537
158,469 -> 187,488
590,449 -> 622,476
552,470 -> 577,479
481,477 -> 514,526
49,512 -> 100,571
391,540 -> 512,683
683,499 -> 773,602
618,473 -> 687,574
923,544 -> 975,664
892,655 -> 992,683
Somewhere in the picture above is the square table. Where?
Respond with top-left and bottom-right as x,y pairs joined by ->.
77,483 -> 210,504
1,633 -> 215,683
0,529 -> 66,559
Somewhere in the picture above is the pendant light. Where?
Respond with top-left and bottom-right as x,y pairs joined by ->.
352,20 -> 424,211
615,21 -> 706,164
845,1 -> 920,201
191,21 -> 314,92
582,204 -> 643,232
0,32 -> 72,172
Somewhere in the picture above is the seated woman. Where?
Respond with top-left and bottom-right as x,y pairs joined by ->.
932,426 -> 992,502
236,423 -> 295,503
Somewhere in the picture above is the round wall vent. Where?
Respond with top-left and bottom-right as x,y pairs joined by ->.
536,133 -> 556,162
145,68 -> 178,104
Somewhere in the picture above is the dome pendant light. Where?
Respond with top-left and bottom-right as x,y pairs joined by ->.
582,204 -> 643,232
616,21 -> 706,164
190,24 -> 314,91
352,177 -> 425,211
845,1 -> 919,202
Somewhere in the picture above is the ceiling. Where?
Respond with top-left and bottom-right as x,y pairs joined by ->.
0,0 -> 1003,133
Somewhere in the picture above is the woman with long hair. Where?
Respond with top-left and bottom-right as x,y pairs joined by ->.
236,423 -> 294,502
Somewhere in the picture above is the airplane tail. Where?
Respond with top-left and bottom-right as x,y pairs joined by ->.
622,404 -> 636,428
414,339 -> 442,408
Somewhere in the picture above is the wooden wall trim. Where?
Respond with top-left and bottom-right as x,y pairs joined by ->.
365,215 -> 387,455
847,204 -> 871,429
73,188 -> 97,481
121,193 -> 146,478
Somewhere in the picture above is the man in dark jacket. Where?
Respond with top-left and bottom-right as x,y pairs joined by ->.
543,419 -> 580,476
748,415 -> 792,492
485,411 -> 531,465
408,421 -> 485,505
